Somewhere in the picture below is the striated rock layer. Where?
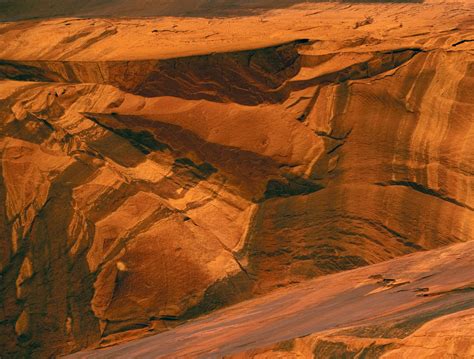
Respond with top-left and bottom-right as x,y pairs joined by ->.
0,1 -> 473,357
66,241 -> 474,358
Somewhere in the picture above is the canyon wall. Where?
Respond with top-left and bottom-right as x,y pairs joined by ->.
0,1 -> 473,357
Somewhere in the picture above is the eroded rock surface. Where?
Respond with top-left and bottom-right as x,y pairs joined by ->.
67,241 -> 474,358
0,1 -> 473,357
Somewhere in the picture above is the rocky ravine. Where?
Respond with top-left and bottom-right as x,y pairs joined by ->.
0,1 -> 473,357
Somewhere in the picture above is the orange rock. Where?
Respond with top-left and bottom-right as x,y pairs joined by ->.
0,1 -> 472,357
66,241 -> 474,358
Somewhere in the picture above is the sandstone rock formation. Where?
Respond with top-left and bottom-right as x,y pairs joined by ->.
0,0 -> 473,357
66,241 -> 474,358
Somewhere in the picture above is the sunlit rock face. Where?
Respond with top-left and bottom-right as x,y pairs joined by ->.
66,241 -> 474,358
0,0 -> 473,357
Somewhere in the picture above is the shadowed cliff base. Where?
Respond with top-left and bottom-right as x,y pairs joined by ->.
0,0 -> 424,21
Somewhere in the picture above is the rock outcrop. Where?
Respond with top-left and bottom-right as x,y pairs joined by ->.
0,1 -> 473,357
66,241 -> 474,358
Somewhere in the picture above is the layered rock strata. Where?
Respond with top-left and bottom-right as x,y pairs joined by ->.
0,1 -> 473,357
67,241 -> 474,358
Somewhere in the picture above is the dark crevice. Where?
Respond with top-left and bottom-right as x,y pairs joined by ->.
417,286 -> 474,298
85,114 -> 171,155
296,86 -> 321,122
174,158 -> 217,180
326,142 -> 344,155
375,180 -> 473,211
452,39 -> 474,47
262,174 -> 323,200
315,129 -> 352,141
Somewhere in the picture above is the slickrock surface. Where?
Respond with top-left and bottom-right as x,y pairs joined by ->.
0,0 -> 473,357
67,241 -> 474,358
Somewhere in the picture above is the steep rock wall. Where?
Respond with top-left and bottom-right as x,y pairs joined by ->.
0,33 -> 472,358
